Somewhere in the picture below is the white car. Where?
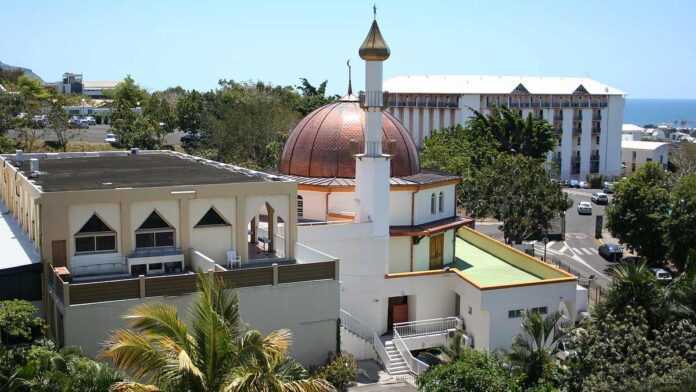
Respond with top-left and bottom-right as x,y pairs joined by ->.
577,201 -> 592,215
104,133 -> 117,143
650,268 -> 673,281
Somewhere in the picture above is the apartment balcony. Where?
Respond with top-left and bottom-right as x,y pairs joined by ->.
571,158 -> 581,175
590,160 -> 600,173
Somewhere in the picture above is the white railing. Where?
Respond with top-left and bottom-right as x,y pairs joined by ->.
393,317 -> 461,338
372,331 -> 391,369
340,309 -> 373,342
392,329 -> 430,376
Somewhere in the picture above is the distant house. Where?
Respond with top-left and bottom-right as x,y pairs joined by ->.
622,123 -> 646,141
621,140 -> 670,175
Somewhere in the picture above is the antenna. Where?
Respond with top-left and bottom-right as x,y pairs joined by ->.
347,59 -> 352,96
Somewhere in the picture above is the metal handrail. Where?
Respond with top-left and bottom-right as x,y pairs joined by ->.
392,330 -> 430,376
393,317 -> 460,338
340,309 -> 373,342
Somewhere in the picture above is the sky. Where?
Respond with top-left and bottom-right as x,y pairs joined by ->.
2,0 -> 696,99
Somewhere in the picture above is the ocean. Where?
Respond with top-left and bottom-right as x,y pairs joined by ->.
624,99 -> 696,128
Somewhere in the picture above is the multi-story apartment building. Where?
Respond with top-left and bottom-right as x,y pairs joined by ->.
383,75 -> 625,180
0,150 -> 339,365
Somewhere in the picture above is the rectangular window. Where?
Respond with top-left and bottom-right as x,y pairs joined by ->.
508,309 -> 524,319
95,235 -> 116,251
131,264 -> 146,276
135,230 -> 175,248
155,231 -> 174,247
531,306 -> 548,315
596,136 -> 600,144
632,151 -> 637,160
149,263 -> 163,271
75,237 -> 95,253
136,233 -> 155,248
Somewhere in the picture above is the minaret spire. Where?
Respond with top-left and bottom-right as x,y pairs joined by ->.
347,59 -> 353,96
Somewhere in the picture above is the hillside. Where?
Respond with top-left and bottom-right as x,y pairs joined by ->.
0,61 -> 43,82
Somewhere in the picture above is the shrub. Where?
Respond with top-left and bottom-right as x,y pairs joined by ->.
0,299 -> 45,345
314,352 -> 358,391
587,173 -> 604,189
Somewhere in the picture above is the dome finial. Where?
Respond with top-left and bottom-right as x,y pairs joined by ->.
346,59 -> 353,95
373,3 -> 377,20
359,7 -> 390,61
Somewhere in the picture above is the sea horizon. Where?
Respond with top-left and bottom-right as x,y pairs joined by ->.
624,98 -> 696,128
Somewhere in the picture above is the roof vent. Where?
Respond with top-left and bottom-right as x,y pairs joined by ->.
130,148 -> 140,155
29,158 -> 39,178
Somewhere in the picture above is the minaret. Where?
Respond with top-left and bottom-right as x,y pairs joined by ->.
355,12 -> 391,237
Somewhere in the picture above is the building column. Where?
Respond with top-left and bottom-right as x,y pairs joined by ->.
561,109 -> 574,180
412,108 -> 421,144
402,108 -> 411,137
119,198 -> 131,257
599,107 -> 609,175
236,196 -> 249,262
179,197 -> 191,265
580,109 -> 593,179
422,108 -> 431,142
543,109 -> 555,166
433,108 -> 440,134
457,96 -> 468,125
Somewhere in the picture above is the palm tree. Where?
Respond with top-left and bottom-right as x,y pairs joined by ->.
603,262 -> 666,329
102,273 -> 333,392
507,310 -> 566,388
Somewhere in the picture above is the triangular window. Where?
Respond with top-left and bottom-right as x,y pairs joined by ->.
195,208 -> 229,227
77,214 -> 113,234
573,85 -> 589,95
512,83 -> 529,94
138,211 -> 172,230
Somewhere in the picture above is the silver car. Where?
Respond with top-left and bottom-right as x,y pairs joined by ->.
577,201 -> 592,215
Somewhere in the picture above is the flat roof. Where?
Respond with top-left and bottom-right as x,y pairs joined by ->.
8,152 -> 275,192
454,237 -> 542,286
0,201 -> 40,270
621,140 -> 669,150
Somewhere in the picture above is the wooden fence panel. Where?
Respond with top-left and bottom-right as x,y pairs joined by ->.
278,261 -> 335,284
220,268 -> 274,288
145,274 -> 198,297
69,279 -> 140,305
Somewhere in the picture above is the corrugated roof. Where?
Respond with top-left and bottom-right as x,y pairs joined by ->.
384,75 -> 624,95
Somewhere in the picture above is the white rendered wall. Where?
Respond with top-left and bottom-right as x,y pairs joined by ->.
389,236 -> 411,273
328,192 -> 356,216
443,229 -> 454,263
413,236 -> 430,271
355,157 -> 390,236
605,96 -> 625,178
481,281 -> 577,350
389,190 -> 412,226
413,184 -> 456,225
621,144 -> 670,175
189,198 -> 235,263
298,191 -> 327,221
61,279 -> 339,366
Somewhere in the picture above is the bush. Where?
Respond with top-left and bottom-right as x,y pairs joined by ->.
418,348 -> 522,392
587,173 -> 604,189
314,352 -> 358,391
0,299 -> 45,345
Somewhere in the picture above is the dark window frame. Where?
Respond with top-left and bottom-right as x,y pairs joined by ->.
74,214 -> 117,255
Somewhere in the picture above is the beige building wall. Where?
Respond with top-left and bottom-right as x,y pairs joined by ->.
189,198 -> 236,263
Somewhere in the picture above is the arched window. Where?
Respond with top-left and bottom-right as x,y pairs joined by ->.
438,192 -> 444,213
297,195 -> 304,218
430,193 -> 436,214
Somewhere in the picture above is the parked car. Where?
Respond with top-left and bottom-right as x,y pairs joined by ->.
569,179 -> 580,188
69,116 -> 88,129
650,268 -> 673,282
104,133 -> 117,143
603,181 -> 615,194
84,116 -> 96,125
578,181 -> 588,189
577,201 -> 592,215
591,192 -> 609,205
598,243 -> 623,262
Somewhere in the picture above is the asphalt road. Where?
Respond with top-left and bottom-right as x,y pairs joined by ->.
475,188 -> 618,288
8,125 -> 185,146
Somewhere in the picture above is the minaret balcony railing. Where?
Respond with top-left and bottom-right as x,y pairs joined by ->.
359,91 -> 391,109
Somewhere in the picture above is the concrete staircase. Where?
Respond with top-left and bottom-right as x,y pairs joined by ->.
383,340 -> 409,376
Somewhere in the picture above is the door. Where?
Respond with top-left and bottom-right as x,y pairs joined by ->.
52,240 -> 67,267
429,234 -> 444,270
387,296 -> 409,331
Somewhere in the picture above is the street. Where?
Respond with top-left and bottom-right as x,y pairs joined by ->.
8,125 -> 186,146
476,188 -> 617,288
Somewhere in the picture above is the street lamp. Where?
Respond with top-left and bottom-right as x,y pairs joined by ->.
543,236 -> 549,262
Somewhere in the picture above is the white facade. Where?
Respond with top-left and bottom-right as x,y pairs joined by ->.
383,75 -> 626,180
621,140 -> 670,175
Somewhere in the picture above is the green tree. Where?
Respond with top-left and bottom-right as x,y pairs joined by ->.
664,174 -> 696,270
143,92 -> 176,147
111,76 -> 149,148
47,96 -> 75,151
313,353 -> 357,391
417,348 -> 522,392
606,162 -> 671,266
102,274 -> 333,392
468,106 -> 557,160
176,89 -> 205,149
0,300 -> 45,345
295,78 -> 338,116
14,75 -> 50,152
421,108 -> 566,243
508,311 -> 566,389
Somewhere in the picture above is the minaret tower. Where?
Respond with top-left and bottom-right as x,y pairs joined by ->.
355,10 -> 391,237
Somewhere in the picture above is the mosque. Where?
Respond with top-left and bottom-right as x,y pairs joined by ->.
277,15 -> 584,375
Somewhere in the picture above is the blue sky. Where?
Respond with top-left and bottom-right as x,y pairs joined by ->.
2,0 -> 695,99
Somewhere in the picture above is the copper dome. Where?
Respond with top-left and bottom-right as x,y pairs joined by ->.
280,97 -> 420,178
